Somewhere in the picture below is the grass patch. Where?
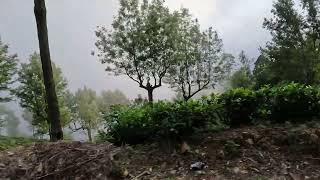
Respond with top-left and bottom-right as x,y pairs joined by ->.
0,136 -> 36,151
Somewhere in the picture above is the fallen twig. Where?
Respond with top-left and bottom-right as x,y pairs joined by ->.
131,171 -> 149,180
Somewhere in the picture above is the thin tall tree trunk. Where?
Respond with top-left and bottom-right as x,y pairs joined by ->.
87,128 -> 93,142
34,0 -> 63,141
147,89 -> 153,103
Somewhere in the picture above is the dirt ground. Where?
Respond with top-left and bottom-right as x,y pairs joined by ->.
1,125 -> 320,179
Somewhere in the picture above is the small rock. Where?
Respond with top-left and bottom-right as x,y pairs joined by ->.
233,167 -> 240,174
232,167 -> 248,174
160,162 -> 167,169
280,166 -> 288,175
190,162 -> 205,171
177,161 -> 184,166
37,163 -> 43,172
181,141 -> 191,154
170,170 -> 177,175
7,151 -> 14,156
217,150 -> 225,159
195,149 -> 200,154
195,170 -> 206,175
240,169 -> 248,174
245,138 -> 254,145
0,163 -> 5,168
123,169 -> 129,177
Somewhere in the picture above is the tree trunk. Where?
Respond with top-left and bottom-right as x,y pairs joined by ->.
87,128 -> 93,142
147,89 -> 153,103
183,95 -> 191,102
34,0 -> 63,141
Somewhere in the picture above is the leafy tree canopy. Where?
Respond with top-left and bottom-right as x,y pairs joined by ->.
0,38 -> 18,102
262,0 -> 320,85
95,0 -> 181,102
68,87 -> 101,142
229,51 -> 254,89
98,89 -> 130,113
166,9 -> 233,101
15,53 -> 70,137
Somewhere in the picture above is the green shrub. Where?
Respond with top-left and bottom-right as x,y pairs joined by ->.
99,105 -> 154,145
98,83 -> 320,145
269,83 -> 320,122
150,100 -> 222,139
98,100 -> 224,145
255,85 -> 273,120
219,88 -> 257,127
220,83 -> 320,125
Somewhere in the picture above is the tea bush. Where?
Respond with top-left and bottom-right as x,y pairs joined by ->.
269,83 -> 320,122
219,88 -> 257,127
98,83 -> 320,145
220,83 -> 320,125
98,105 -> 154,145
98,100 -> 224,145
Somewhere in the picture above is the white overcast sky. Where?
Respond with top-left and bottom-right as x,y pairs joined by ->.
0,0 -> 273,100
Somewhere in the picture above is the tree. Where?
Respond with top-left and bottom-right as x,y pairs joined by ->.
262,0 -> 320,85
0,105 -> 20,137
252,55 -> 279,88
97,89 -> 129,114
133,94 -> 148,105
229,51 -> 254,89
95,0 -> 180,102
0,106 -> 6,134
68,87 -> 101,142
15,53 -> 70,138
166,10 -> 233,101
34,0 -> 63,141
0,38 -> 18,102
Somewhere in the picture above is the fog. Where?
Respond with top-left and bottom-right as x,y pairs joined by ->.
0,0 -> 273,137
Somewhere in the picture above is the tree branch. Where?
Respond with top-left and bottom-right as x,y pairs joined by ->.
188,80 -> 210,99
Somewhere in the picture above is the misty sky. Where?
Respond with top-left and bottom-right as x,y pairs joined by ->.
0,0 -> 273,100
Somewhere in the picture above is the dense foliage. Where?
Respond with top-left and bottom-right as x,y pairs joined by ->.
98,83 -> 320,145
166,9 -> 233,101
267,83 -> 320,122
95,0 -> 233,102
260,0 -> 320,86
0,38 -> 17,102
15,53 -> 71,137
98,98 -> 224,145
219,88 -> 257,127
229,51 -> 254,89
221,83 -> 320,125
69,87 -> 101,142
95,0 -> 181,102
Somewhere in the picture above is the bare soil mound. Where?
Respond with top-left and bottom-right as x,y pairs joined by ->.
1,125 -> 320,179
117,125 -> 320,179
0,141 -> 121,180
